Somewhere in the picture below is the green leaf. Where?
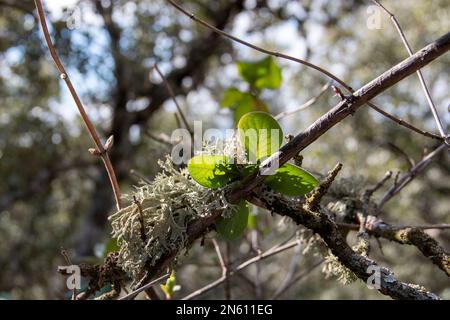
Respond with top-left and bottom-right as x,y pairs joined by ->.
220,88 -> 268,123
233,94 -> 254,124
247,212 -> 257,229
216,201 -> 249,240
220,88 -> 246,108
188,155 -> 238,188
160,271 -> 178,300
238,111 -> 283,161
237,56 -> 282,90
103,238 -> 119,258
264,163 -> 318,196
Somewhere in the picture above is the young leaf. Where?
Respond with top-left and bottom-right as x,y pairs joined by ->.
188,155 -> 238,188
238,111 -> 283,161
220,88 -> 268,123
220,88 -> 247,108
247,212 -> 257,230
234,99 -> 254,124
237,56 -> 282,90
160,271 -> 179,300
216,201 -> 249,240
264,163 -> 318,196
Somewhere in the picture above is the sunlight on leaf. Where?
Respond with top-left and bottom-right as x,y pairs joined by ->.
238,111 -> 283,161
188,155 -> 238,188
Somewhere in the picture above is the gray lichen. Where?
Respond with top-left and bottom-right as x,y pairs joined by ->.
108,157 -> 238,284
297,220 -> 359,284
322,253 -> 358,284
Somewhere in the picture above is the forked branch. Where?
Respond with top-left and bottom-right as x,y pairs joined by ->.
166,0 -> 443,141
137,32 -> 450,300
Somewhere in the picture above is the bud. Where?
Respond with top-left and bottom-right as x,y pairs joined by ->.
104,135 -> 114,151
88,148 -> 100,156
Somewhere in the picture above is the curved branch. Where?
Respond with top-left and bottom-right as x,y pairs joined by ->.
251,190 -> 440,300
364,222 -> 450,277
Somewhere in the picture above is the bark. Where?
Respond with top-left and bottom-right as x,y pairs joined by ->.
136,32 -> 450,300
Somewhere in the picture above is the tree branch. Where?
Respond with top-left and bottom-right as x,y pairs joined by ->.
183,239 -> 301,300
378,144 -> 447,209
136,32 -> 450,300
35,0 -> 123,210
252,190 -> 440,299
167,0 -> 443,141
372,0 -> 449,147
229,32 -> 450,203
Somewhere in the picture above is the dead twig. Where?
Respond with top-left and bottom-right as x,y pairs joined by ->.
306,163 -> 343,211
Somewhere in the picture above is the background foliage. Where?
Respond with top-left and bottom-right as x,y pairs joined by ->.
0,0 -> 448,299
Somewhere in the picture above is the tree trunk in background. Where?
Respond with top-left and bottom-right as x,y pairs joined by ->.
75,0 -> 246,257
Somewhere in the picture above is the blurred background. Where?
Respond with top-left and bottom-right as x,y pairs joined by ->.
0,0 -> 449,299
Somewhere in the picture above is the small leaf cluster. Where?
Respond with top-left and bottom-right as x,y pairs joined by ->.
160,271 -> 181,300
220,56 -> 281,124
188,111 -> 318,240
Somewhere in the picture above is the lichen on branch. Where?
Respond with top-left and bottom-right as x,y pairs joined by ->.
109,157 -> 238,284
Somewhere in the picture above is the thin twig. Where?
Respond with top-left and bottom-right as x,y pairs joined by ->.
306,163 -> 343,211
372,0 -> 449,147
271,241 -> 302,298
384,142 -> 415,169
152,64 -> 193,135
119,273 -> 170,300
364,171 -> 393,200
167,0 -> 443,141
144,131 -> 174,146
133,196 -> 146,242
211,238 -> 227,277
34,0 -> 122,210
378,144 -> 446,209
338,222 -> 450,231
275,82 -> 330,120
129,169 -> 152,184
182,239 -> 301,300
271,260 -> 324,300
367,103 -> 442,140
359,171 -> 392,252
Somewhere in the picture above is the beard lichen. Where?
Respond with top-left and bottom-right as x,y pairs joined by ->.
108,157 -> 238,285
